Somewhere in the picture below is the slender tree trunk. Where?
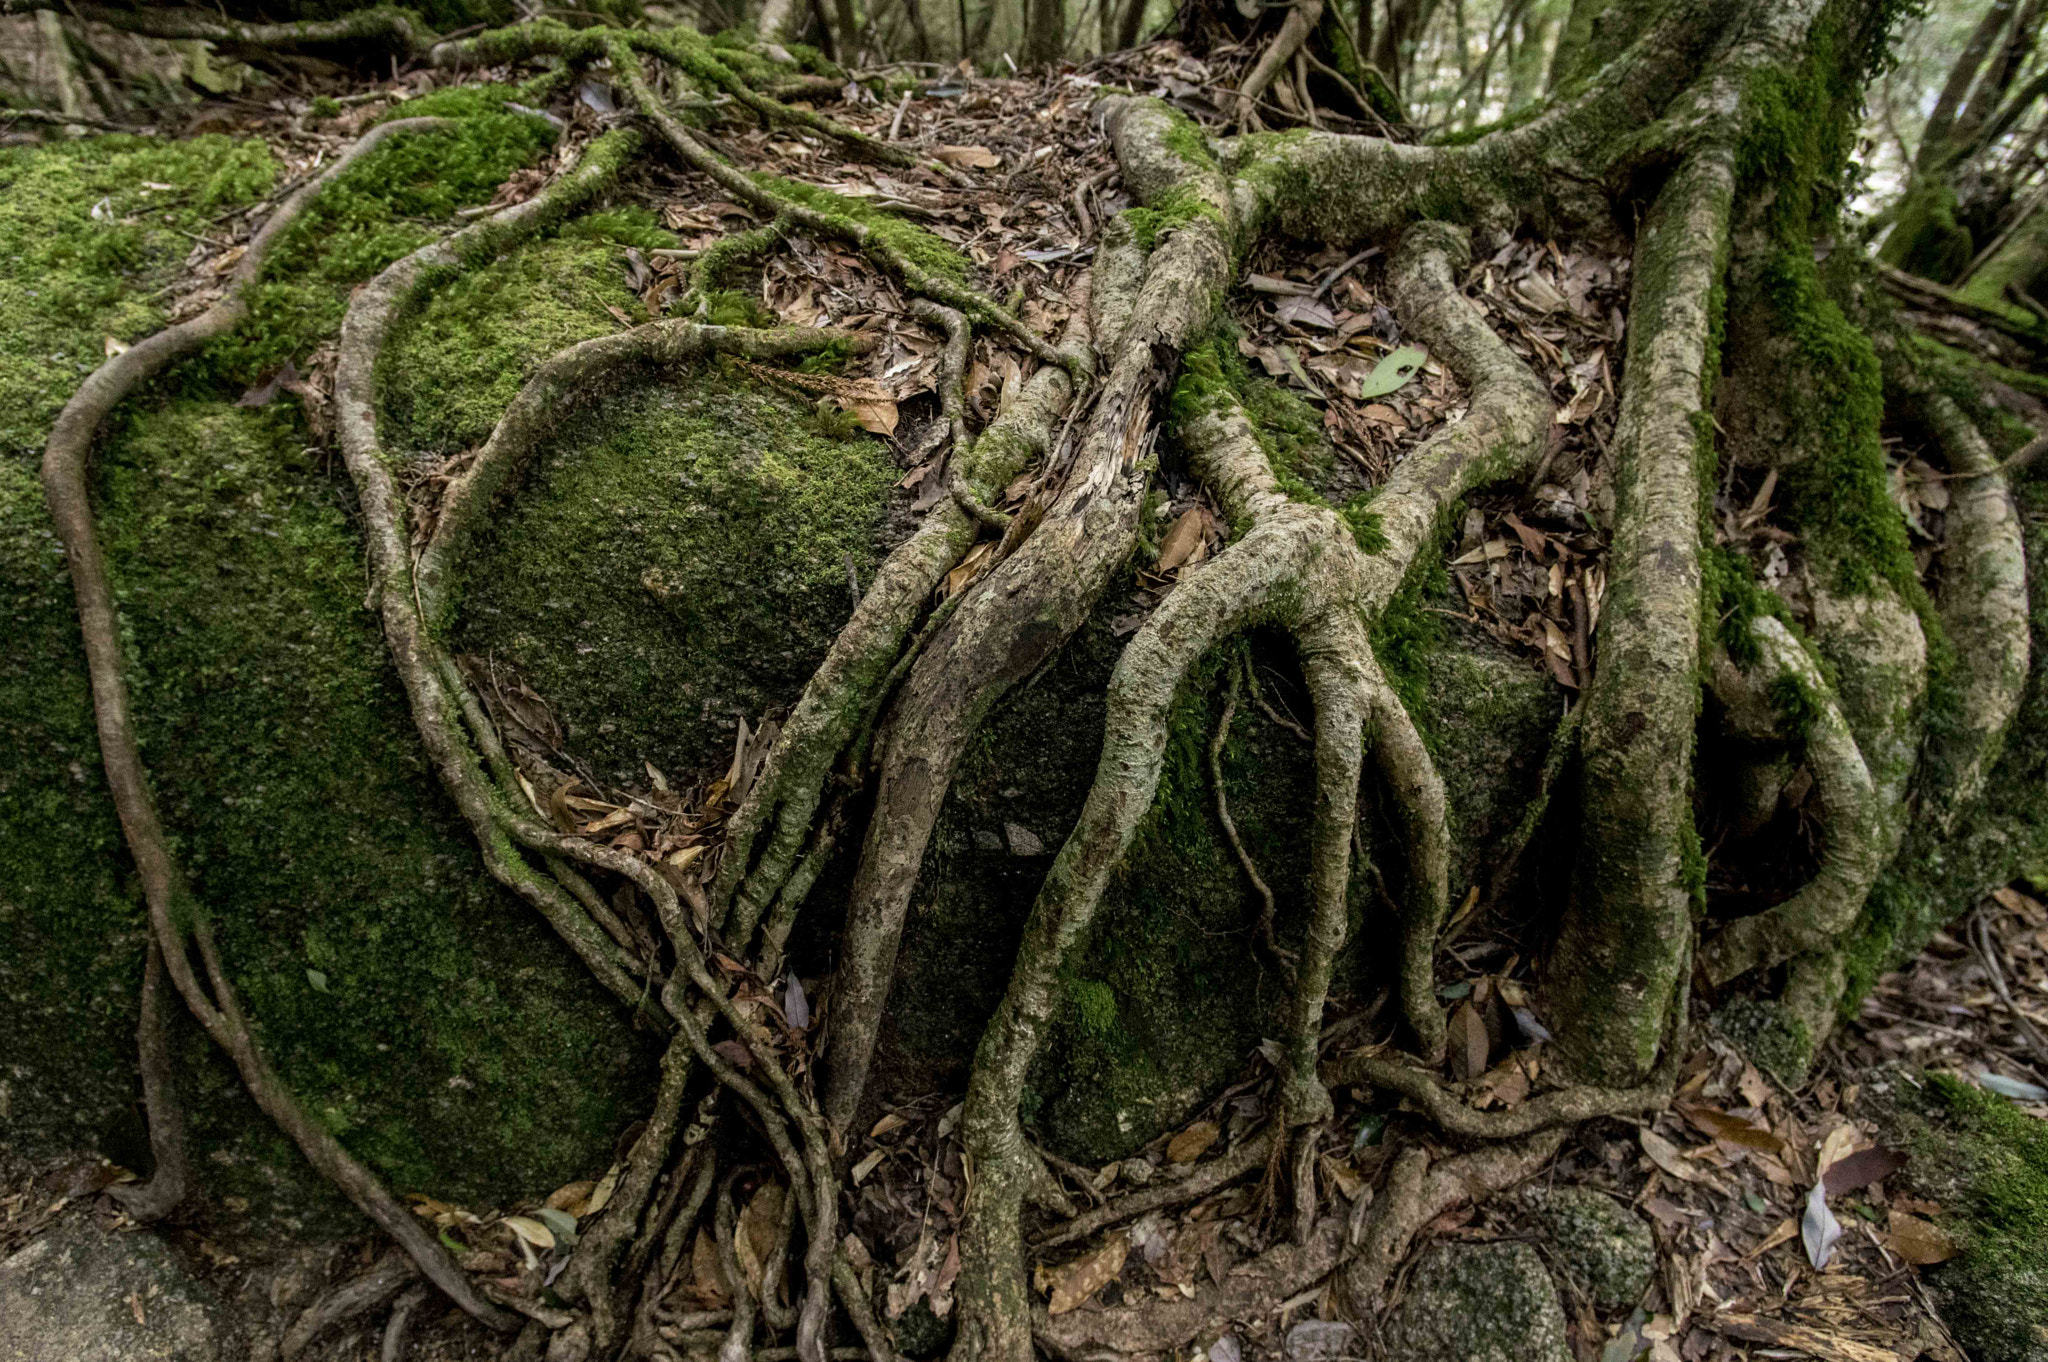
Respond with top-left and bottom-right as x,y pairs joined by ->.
1919,0 -> 2018,168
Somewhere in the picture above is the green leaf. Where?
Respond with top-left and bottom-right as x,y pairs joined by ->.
535,1206 -> 579,1245
1358,346 -> 1426,398
306,968 -> 330,993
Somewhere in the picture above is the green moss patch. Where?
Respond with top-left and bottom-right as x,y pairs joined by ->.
1896,1074 -> 2048,1361
0,99 -> 665,1217
456,365 -> 896,782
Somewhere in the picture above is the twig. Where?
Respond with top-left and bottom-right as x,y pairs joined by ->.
1973,910 -> 2048,1064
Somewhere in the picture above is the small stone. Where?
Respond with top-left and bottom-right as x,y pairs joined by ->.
1516,1184 -> 1656,1312
1378,1241 -> 1571,1362
973,829 -> 1004,852
1004,822 -> 1045,856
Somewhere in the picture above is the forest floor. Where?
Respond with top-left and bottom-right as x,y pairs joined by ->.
3,33 -> 2046,1362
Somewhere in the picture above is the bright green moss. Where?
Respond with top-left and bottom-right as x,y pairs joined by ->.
1712,995 -> 1815,1084
382,237 -> 642,458
1067,978 -> 1119,1036
751,173 -> 969,283
560,205 -> 680,253
455,364 -> 895,782
0,102 -> 661,1211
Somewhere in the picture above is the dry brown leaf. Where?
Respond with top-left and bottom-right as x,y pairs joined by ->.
1165,1121 -> 1220,1164
1639,1128 -> 1710,1184
1708,1313 -> 1898,1362
1040,1235 -> 1129,1315
933,144 -> 1001,168
1448,1001 -> 1489,1080
1744,1216 -> 1800,1258
501,1215 -> 555,1251
546,1179 -> 596,1214
735,1182 -> 786,1296
1678,1103 -> 1786,1154
1155,509 -> 1206,574
1886,1209 -> 1960,1265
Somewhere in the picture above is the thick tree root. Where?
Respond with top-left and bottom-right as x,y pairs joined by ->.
1542,150 -> 1732,1086
819,95 -> 1237,1153
714,291 -> 1091,941
284,1251 -> 421,1360
1699,618 -> 1882,985
1322,1052 -> 1673,1140
1913,392 -> 2031,827
934,216 -> 1550,1362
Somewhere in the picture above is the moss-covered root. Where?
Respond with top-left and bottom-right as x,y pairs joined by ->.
1333,1130 -> 1567,1315
36,113 -> 512,1329
818,96 -> 1233,1156
414,318 -> 861,626
712,295 -> 1091,942
1915,393 -> 2031,829
605,38 -> 1066,371
1699,618 -> 1882,986
0,0 -> 436,52
1543,151 -> 1733,1087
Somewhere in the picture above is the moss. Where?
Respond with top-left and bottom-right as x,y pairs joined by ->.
455,363 -> 895,782
1894,1074 -> 2048,1361
559,205 -> 680,253
751,173 -> 969,283
1880,180 -> 1974,283
382,237 -> 643,458
1839,481 -> 2048,1001
1711,995 -> 1815,1084
307,96 -> 343,121
0,100 -> 661,1215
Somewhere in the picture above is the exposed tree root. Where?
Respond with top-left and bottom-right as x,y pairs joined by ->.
0,0 -> 434,53
1699,618 -> 1882,986
284,1250 -> 422,1360
1031,1128 -> 1277,1253
1543,150 -> 1732,1086
105,939 -> 188,1223
1913,392 -> 2031,827
37,112 -> 514,1331
1212,662 -> 1285,963
1322,1051 -> 1673,1140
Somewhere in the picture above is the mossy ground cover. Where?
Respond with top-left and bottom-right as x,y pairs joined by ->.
0,101 -> 681,1218
452,363 -> 898,784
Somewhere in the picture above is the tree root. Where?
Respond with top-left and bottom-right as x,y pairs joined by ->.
1031,1128 -> 1276,1253
1698,618 -> 1882,986
0,0 -> 434,53
381,1282 -> 432,1362
1913,392 -> 2030,827
819,95 -> 1233,1150
935,215 -> 1550,1362
1322,1052 -> 1673,1140
1542,149 -> 1732,1086
105,939 -> 188,1223
284,1250 -> 422,1361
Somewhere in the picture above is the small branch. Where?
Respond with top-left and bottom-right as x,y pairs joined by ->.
1974,912 -> 2048,1064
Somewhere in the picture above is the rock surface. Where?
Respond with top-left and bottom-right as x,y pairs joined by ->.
1517,1183 -> 1657,1311
0,1214 -> 229,1362
1379,1241 -> 1572,1362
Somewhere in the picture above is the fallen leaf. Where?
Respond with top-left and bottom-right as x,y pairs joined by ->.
1678,1103 -> 1785,1154
851,1148 -> 886,1185
783,974 -> 811,1030
1822,1145 -> 1906,1196
1448,1000 -> 1489,1080
1709,1314 -> 1896,1362
502,1214 -> 556,1251
1166,1121 -> 1220,1164
1284,1319 -> 1358,1359
1358,345 -> 1427,398
735,1181 -> 785,1295
1156,509 -> 1207,574
1885,1209 -> 1959,1265
1041,1235 -> 1128,1314
933,144 -> 1000,168
546,1180 -> 596,1214
1639,1128 -> 1709,1184
1275,294 -> 1337,330
1976,1071 -> 2048,1102
104,336 -> 128,357
1801,1180 -> 1842,1269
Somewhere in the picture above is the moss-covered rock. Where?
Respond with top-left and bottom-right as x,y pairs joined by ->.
1515,1184 -> 1656,1312
453,364 -> 899,782
0,104 -> 663,1224
1378,1241 -> 1572,1362
1892,1074 -> 2048,1362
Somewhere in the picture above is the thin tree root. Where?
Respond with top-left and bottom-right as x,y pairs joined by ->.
1914,392 -> 2030,827
1322,1052 -> 1674,1139
106,939 -> 188,1223
1699,617 -> 1882,986
1031,1129 -> 1275,1252
1332,1128 -> 1567,1314
283,1250 -> 421,1361
381,1283 -> 432,1362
